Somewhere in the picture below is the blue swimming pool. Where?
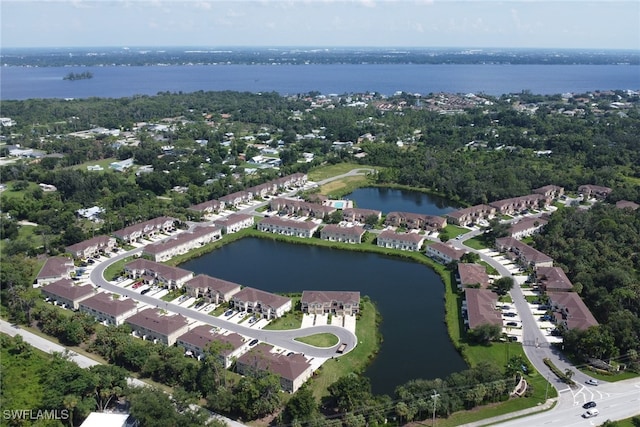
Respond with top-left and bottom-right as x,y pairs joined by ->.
334,201 -> 344,208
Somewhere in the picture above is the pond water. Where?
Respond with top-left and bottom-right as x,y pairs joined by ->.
180,188 -> 467,396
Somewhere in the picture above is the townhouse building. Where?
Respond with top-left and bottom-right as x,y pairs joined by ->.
214,213 -> 254,234
188,199 -> 225,217
236,343 -> 313,393
36,256 -> 76,286
376,229 -> 426,251
41,279 -> 95,310
125,308 -> 190,346
535,266 -> 574,292
508,217 -> 549,240
495,237 -> 554,268
124,259 -> 194,289
426,242 -> 466,264
176,325 -> 246,367
546,292 -> 599,331
184,274 -> 241,304
457,263 -> 491,289
489,194 -> 550,216
113,216 -> 176,243
230,287 -> 292,319
533,185 -> 565,199
320,224 -> 365,244
219,191 -> 252,208
66,235 -> 117,260
257,217 -> 319,238
462,288 -> 503,330
79,292 -> 138,326
341,207 -> 382,223
269,197 -> 336,218
142,225 -> 221,262
384,212 -> 447,230
301,290 -> 360,316
446,204 -> 496,227
578,184 -> 613,200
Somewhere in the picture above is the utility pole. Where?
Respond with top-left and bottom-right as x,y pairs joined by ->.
431,390 -> 440,426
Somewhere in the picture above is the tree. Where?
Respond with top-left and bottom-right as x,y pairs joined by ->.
327,373 -> 373,413
468,323 -> 502,344
284,386 -> 319,424
128,387 -> 178,427
493,277 -> 514,295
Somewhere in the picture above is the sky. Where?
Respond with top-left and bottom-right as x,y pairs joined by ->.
1,0 -> 639,50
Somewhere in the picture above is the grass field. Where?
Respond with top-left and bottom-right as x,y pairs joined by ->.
308,163 -> 374,181
464,237 -> 489,250
71,157 -> 118,171
319,175 -> 371,197
294,333 -> 339,348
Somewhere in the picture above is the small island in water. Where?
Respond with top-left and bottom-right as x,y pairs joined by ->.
63,71 -> 93,81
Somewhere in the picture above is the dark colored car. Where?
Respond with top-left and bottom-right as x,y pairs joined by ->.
503,312 -> 517,317
224,310 -> 233,316
583,401 -> 596,409
506,322 -> 518,327
249,339 -> 258,346
140,288 -> 150,295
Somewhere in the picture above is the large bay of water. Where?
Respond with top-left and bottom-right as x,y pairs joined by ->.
2,63 -> 638,100
180,188 -> 465,396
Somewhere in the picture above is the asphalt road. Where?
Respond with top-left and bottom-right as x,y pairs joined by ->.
449,225 -> 640,425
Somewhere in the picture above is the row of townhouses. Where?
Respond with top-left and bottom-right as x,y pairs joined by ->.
142,225 -> 222,262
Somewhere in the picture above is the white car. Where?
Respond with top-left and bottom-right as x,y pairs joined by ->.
586,379 -> 599,386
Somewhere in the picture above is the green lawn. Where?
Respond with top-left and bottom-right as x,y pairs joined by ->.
464,237 -> 489,250
103,256 -> 136,281
308,162 -> 374,181
294,333 -> 339,348
444,224 -> 469,237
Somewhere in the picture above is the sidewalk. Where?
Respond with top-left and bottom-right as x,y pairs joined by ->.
457,399 -> 556,427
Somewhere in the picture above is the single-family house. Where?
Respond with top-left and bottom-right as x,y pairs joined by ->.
236,343 -> 313,393
125,308 -> 190,346
109,158 -> 134,172
79,292 -> 138,326
301,291 -> 360,316
376,229 -> 426,251
230,287 -> 292,319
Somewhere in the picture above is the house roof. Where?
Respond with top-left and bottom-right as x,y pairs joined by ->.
126,308 -> 189,335
125,259 -> 193,282
446,204 -> 495,220
66,235 -> 114,254
495,237 -> 553,265
259,216 -> 319,230
458,263 -> 490,287
546,292 -> 599,330
301,290 -> 360,305
536,266 -> 573,291
216,213 -> 253,226
428,242 -> 465,261
615,200 -> 639,210
232,287 -> 290,309
37,256 -> 74,280
320,224 -> 365,237
79,292 -> 137,317
177,325 -> 244,355
41,279 -> 94,301
342,207 -> 381,217
189,199 -> 224,212
464,288 -> 502,329
113,216 -> 176,239
237,343 -> 311,381
185,274 -> 241,295
378,229 -> 426,244
509,217 -> 548,235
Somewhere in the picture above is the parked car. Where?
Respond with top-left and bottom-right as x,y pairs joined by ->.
249,339 -> 258,346
506,322 -> 518,327
503,312 -> 517,317
583,401 -> 596,409
586,379 -> 599,386
224,310 -> 233,317
582,408 -> 599,418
